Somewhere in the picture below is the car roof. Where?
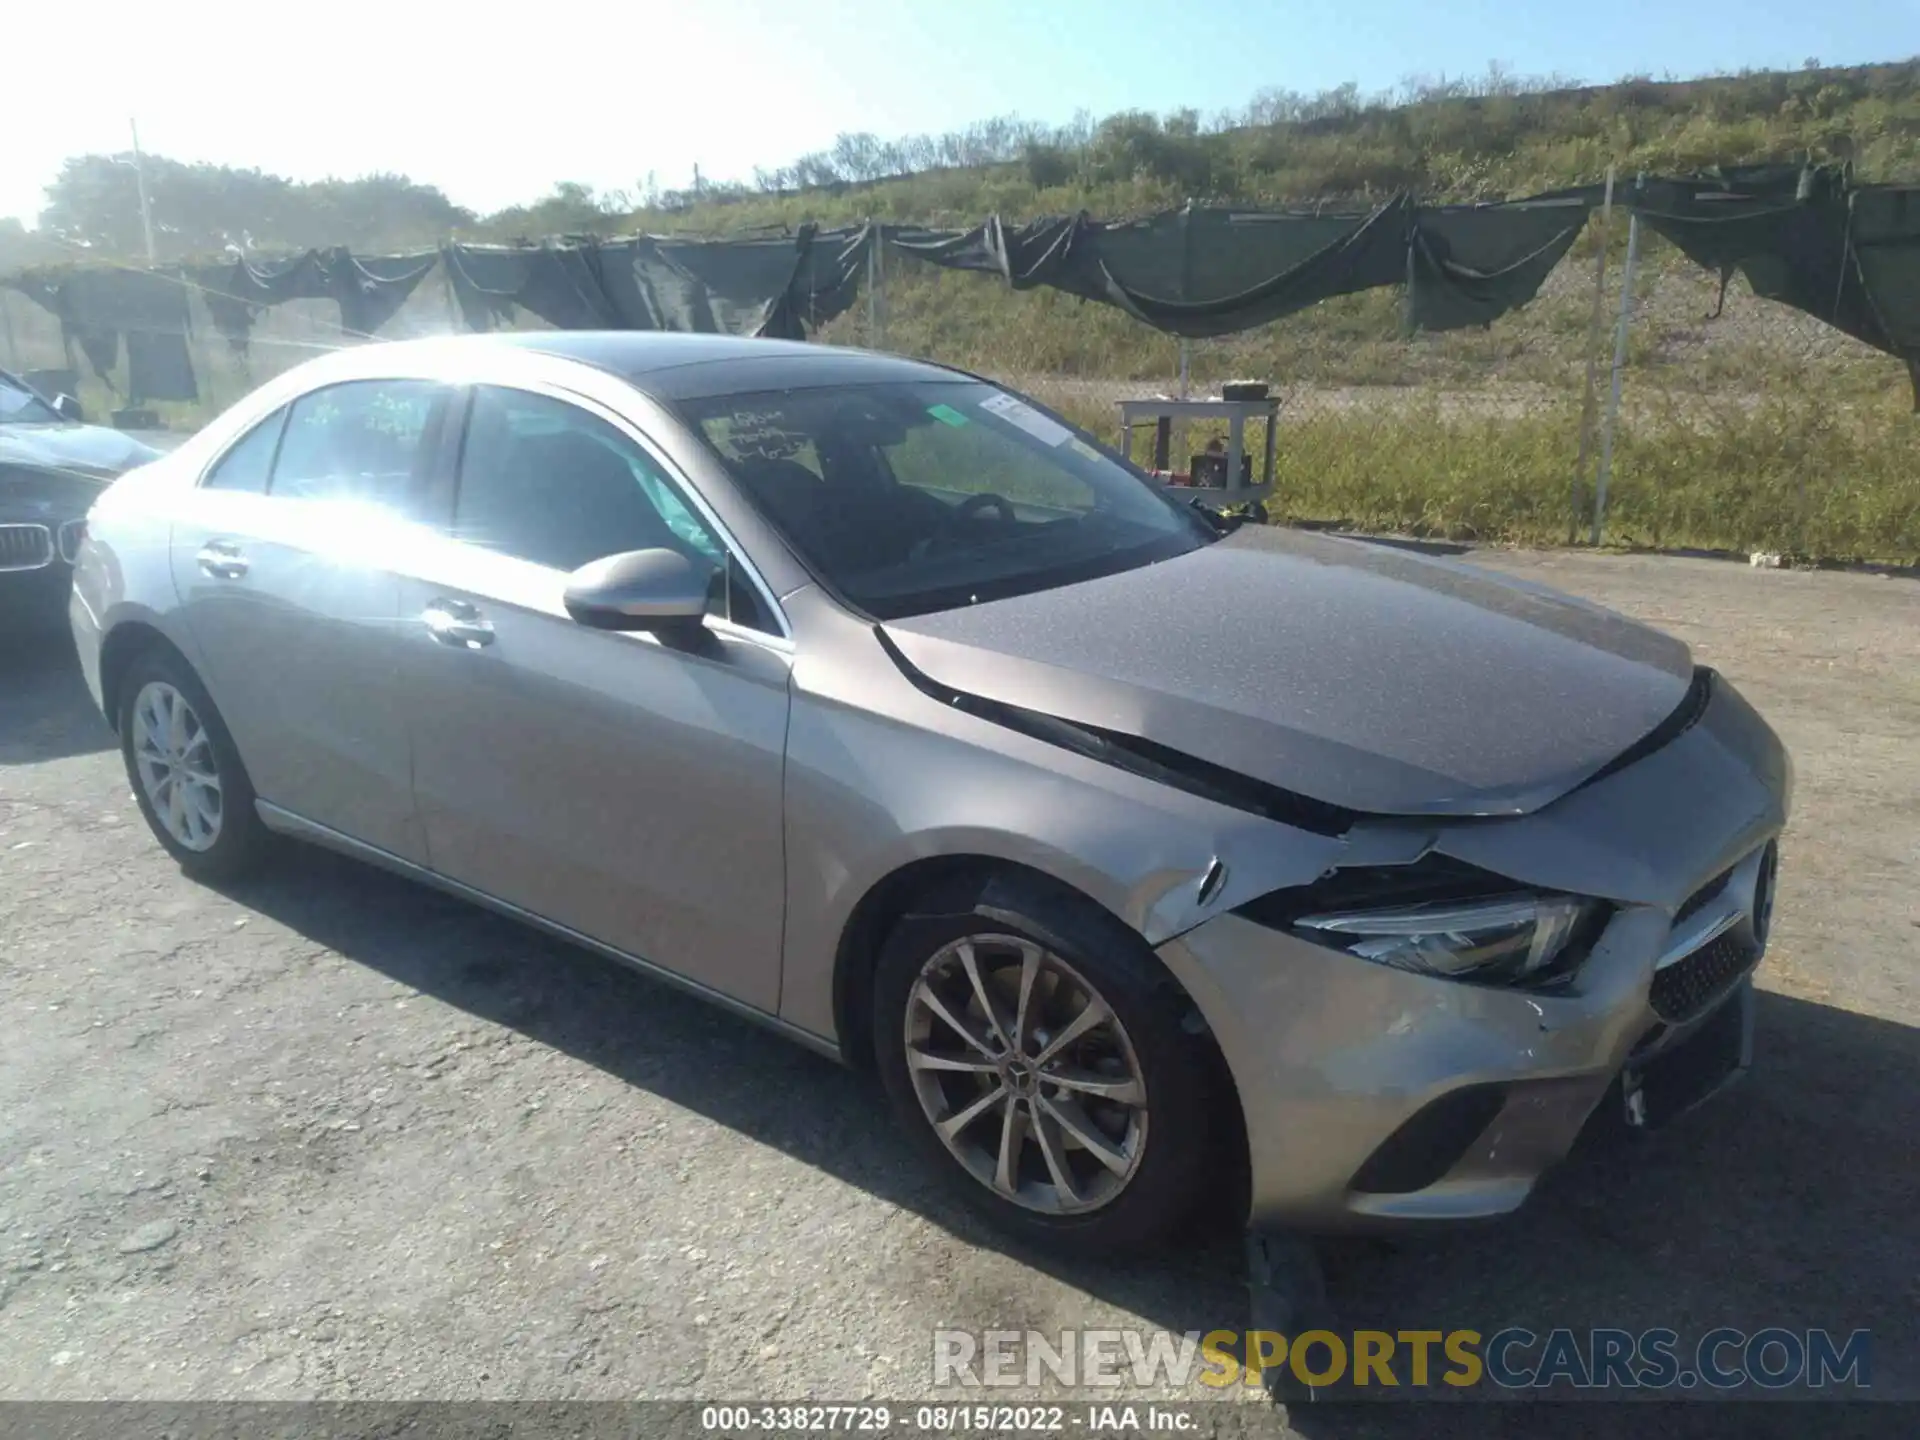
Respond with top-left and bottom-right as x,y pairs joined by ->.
490,330 -> 825,371
483,331 -> 970,401
274,332 -> 980,407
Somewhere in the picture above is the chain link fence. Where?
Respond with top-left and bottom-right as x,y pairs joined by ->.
925,238 -> 1916,563
4,225 -> 1914,562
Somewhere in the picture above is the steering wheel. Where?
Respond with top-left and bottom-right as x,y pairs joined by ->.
907,490 -> 1020,563
953,491 -> 1017,525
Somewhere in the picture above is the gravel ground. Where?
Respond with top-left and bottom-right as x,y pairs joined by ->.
0,550 -> 1915,1429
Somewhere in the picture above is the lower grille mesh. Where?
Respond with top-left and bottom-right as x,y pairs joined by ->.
1651,931 -> 1758,1024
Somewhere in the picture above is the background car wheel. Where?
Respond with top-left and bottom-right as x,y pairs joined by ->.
873,872 -> 1221,1254
118,648 -> 272,882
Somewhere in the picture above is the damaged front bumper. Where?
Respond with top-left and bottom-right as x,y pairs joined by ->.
1153,670 -> 1790,1232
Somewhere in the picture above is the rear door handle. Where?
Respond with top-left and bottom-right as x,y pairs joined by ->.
423,597 -> 495,649
196,539 -> 249,580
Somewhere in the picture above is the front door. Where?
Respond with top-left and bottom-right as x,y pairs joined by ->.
398,384 -> 791,1012
168,378 -> 454,861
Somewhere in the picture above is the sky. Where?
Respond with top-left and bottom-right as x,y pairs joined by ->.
7,0 -> 1920,225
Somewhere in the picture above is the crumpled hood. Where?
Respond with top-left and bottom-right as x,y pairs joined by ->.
0,423 -> 163,480
882,526 -> 1694,818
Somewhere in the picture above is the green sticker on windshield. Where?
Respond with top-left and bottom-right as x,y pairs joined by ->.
927,403 -> 970,427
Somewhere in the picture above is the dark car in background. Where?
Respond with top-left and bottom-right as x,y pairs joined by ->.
2,369 -> 166,629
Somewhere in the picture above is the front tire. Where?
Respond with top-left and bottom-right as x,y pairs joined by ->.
118,647 -> 272,882
873,873 -> 1220,1254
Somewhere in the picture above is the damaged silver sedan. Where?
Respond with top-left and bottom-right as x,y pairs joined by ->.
68,333 -> 1791,1254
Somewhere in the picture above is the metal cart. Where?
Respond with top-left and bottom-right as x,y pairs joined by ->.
1116,394 -> 1280,504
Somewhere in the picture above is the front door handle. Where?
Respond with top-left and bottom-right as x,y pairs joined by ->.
423,597 -> 495,649
196,539 -> 249,580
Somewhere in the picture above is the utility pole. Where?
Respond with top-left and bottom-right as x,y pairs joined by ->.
130,118 -> 158,266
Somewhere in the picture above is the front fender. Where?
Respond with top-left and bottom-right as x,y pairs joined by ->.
773,591 -> 1349,1042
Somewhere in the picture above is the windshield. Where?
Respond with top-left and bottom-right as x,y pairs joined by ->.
680,380 -> 1214,619
0,373 -> 61,426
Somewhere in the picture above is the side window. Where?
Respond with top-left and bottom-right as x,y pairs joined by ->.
453,388 -> 762,625
202,407 -> 287,493
268,380 -> 445,510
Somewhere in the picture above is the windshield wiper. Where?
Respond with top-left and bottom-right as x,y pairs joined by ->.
1188,497 -> 1246,534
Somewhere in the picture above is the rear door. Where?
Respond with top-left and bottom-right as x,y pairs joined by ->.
396,383 -> 792,1011
168,378 -> 455,861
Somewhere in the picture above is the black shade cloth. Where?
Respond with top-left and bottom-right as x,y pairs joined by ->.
1091,202 -> 1412,334
191,249 -> 439,353
2,267 -> 198,401
1409,195 -> 1595,331
886,196 -> 1580,338
445,242 -> 621,332
1848,186 -> 1920,359
887,214 -> 1104,293
189,251 -> 336,356
328,248 -> 439,336
643,230 -> 821,336
1634,166 -> 1917,360
445,225 -> 873,340
737,222 -> 873,338
8,170 -> 1920,393
442,245 -> 566,332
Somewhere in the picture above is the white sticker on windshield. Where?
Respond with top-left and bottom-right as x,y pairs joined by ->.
978,392 -> 1073,447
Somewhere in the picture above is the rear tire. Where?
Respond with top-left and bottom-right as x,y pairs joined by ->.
118,647 -> 273,883
873,872 -> 1219,1255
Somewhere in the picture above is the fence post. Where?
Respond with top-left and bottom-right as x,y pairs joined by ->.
1570,165 -> 1616,542
1178,338 -> 1190,400
1592,175 -> 1643,547
867,222 -> 885,350
1402,217 -> 1418,338
441,251 -> 463,334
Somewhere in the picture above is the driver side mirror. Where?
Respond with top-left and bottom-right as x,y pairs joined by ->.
52,393 -> 85,423
563,548 -> 716,644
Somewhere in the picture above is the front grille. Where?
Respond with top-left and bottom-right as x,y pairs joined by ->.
0,523 -> 54,572
1651,930 -> 1758,1024
56,519 -> 86,564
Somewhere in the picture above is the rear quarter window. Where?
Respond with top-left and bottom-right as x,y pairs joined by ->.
202,407 -> 288,493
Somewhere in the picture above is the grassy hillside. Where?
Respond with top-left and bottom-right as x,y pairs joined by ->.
616,61 -> 1920,233
611,57 -> 1920,431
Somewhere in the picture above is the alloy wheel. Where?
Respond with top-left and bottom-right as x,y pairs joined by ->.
903,934 -> 1149,1214
130,680 -> 223,852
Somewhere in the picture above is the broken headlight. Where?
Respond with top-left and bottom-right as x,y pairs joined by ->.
1292,893 -> 1601,983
